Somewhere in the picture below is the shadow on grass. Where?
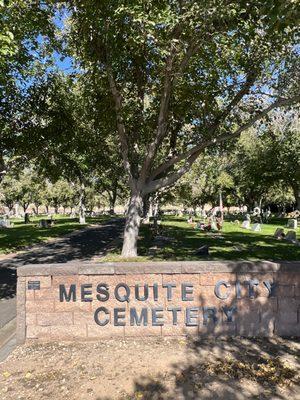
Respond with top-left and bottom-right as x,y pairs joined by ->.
136,219 -> 300,261
0,218 -> 124,299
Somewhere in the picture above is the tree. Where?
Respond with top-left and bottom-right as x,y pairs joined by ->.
0,173 -> 20,212
65,0 -> 300,256
230,111 -> 300,210
264,111 -> 300,209
44,179 -> 75,215
0,0 -> 56,180
172,152 -> 234,212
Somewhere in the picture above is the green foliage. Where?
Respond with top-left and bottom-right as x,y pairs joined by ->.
66,0 -> 299,179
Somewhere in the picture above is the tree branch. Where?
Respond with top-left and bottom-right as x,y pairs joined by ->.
139,36 -> 200,182
106,65 -> 133,184
149,70 -> 260,181
143,94 -> 300,194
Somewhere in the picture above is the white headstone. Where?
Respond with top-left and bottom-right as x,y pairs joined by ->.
241,220 -> 250,229
211,221 -> 218,231
0,219 -> 12,228
252,223 -> 261,232
287,219 -> 297,229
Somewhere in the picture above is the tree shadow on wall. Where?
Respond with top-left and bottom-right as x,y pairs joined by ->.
95,261 -> 300,399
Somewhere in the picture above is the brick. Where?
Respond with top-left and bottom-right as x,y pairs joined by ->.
36,312 -> 73,326
162,325 -> 198,336
51,325 -> 87,339
235,300 -> 260,325
26,313 -> 36,326
126,274 -> 162,286
236,297 -> 277,316
89,274 -> 126,286
18,266 -> 51,277
275,322 -> 300,336
236,320 -> 275,337
199,273 -> 236,286
144,262 -> 181,274
26,289 -> 35,300
125,325 -> 162,337
88,324 -> 124,339
278,261 -> 300,272
34,288 -> 55,300
181,261 -> 234,273
277,298 -> 299,324
16,278 -> 26,344
78,264 -> 115,275
128,299 -> 164,310
26,276 -> 52,288
74,311 -> 96,325
278,272 -> 300,285
199,322 -> 237,337
162,274 -> 199,285
52,275 -> 78,287
91,298 -> 125,311
114,264 -> 145,274
26,325 -> 51,339
26,300 -> 55,312
50,264 -> 79,275
234,261 -> 279,273
55,299 -> 91,312
276,285 -> 295,297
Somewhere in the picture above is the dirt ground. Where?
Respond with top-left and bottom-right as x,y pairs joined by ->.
0,336 -> 299,400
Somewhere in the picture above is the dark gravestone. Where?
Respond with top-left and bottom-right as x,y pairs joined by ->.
195,245 -> 209,256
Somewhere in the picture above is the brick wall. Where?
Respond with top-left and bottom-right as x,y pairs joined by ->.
17,261 -> 300,342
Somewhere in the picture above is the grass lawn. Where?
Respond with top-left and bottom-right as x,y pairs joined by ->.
0,214 -> 113,255
105,216 -> 300,261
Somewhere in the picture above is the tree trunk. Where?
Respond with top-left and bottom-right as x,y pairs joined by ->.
142,194 -> 150,218
219,189 -> 224,221
108,193 -> 116,215
121,192 -> 143,258
79,182 -> 86,224
15,202 -> 20,218
0,151 -> 6,184
292,184 -> 300,210
259,197 -> 263,211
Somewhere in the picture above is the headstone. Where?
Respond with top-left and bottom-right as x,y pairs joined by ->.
0,219 -> 12,228
252,223 -> 261,232
285,230 -> 297,243
39,219 -> 52,228
195,245 -> 209,256
241,220 -> 250,229
287,219 -> 298,229
274,228 -> 285,239
211,221 -> 218,231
